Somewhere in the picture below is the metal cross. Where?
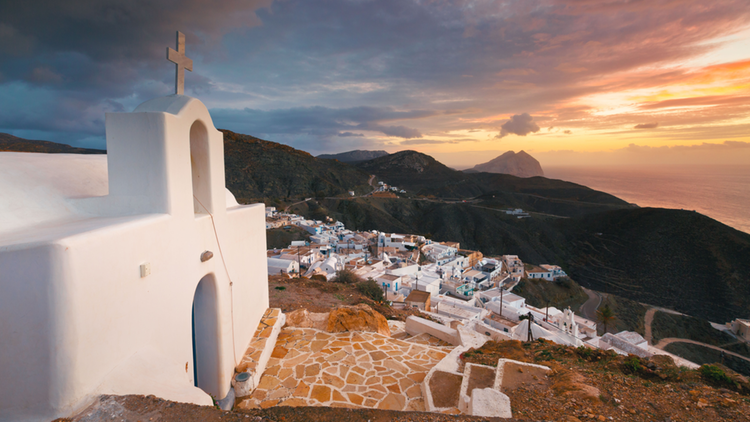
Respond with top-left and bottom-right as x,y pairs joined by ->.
167,31 -> 193,95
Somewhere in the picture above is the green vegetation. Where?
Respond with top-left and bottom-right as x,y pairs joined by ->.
622,355 -> 642,374
596,305 -> 616,335
266,226 -> 311,249
332,269 -> 362,284
700,364 -> 738,388
356,278 -> 385,302
513,276 -> 588,311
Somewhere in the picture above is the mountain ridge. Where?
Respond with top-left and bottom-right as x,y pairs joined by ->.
318,149 -> 389,163
0,132 -> 106,154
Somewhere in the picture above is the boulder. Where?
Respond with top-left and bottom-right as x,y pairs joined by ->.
469,388 -> 512,418
326,304 -> 391,336
284,309 -> 328,330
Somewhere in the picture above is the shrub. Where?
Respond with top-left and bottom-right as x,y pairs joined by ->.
700,364 -> 737,388
356,278 -> 385,302
310,274 -> 327,282
576,346 -> 594,360
332,269 -> 362,284
623,355 -> 642,374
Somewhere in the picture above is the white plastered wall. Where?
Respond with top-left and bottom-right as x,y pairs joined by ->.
0,95 -> 268,422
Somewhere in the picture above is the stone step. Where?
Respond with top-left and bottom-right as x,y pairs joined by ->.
233,308 -> 286,401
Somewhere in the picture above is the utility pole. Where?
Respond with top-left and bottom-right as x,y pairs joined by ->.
527,313 -> 535,342
500,287 -> 504,317
297,245 -> 301,279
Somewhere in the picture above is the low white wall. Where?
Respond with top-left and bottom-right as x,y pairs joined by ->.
405,316 -> 461,346
473,321 -> 512,342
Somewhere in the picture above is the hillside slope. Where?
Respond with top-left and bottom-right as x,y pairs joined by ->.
0,133 -> 105,154
357,150 -> 627,210
317,149 -> 388,163
562,207 -> 750,323
222,130 -> 371,202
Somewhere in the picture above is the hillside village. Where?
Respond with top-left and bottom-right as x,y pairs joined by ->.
240,209 -> 750,419
265,208 -> 700,371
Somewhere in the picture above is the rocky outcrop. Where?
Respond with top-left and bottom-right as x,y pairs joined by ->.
326,304 -> 391,336
470,150 -> 544,177
283,308 -> 328,330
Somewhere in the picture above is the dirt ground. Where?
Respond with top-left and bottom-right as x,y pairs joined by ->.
267,275 -> 424,321
461,340 -> 750,421
60,394 -> 511,422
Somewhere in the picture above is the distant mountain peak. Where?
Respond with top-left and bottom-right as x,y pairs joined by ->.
470,150 -> 544,177
317,149 -> 389,163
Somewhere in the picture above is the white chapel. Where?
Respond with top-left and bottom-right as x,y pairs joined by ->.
0,33 -> 269,421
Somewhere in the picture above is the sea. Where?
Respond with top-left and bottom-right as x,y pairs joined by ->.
544,165 -> 750,235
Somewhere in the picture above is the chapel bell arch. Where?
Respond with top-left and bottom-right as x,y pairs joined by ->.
189,120 -> 211,214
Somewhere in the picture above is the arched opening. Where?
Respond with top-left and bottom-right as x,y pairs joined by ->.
192,273 -> 221,397
190,120 -> 211,214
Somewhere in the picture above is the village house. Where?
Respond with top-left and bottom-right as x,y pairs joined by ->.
267,257 -> 299,275
432,295 -> 483,321
526,266 -> 553,280
540,264 -> 568,279
265,219 -> 285,229
483,311 -> 520,334
729,319 -> 750,341
405,290 -> 432,312
423,242 -> 459,265
409,270 -> 442,297
502,255 -> 525,281
378,232 -> 418,251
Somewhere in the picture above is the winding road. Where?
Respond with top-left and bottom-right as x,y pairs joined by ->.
653,338 -> 750,364
579,287 -> 603,321
644,306 -> 685,345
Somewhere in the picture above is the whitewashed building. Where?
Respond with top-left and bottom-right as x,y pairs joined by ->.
0,92 -> 268,421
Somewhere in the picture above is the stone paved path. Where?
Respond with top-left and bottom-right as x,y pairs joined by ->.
237,327 -> 453,412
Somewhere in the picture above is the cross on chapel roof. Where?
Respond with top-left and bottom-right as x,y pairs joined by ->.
166,31 -> 193,95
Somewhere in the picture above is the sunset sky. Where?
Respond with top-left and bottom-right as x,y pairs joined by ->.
1,0 -> 749,167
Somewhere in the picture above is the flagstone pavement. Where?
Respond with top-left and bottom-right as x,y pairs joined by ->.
237,324 -> 454,412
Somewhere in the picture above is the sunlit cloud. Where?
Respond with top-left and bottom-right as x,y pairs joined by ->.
0,0 -> 747,162
497,113 -> 541,138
